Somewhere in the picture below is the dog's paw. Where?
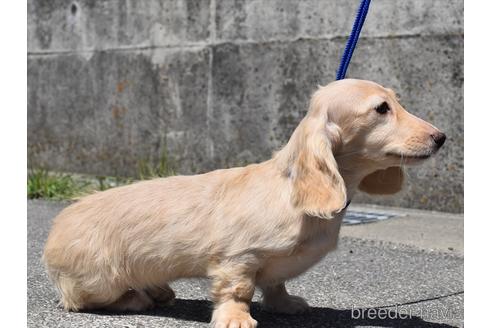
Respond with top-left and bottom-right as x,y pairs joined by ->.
212,310 -> 257,328
262,294 -> 310,314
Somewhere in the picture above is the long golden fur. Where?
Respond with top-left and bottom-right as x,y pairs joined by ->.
43,79 -> 446,327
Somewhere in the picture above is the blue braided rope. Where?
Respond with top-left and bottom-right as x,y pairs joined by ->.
336,0 -> 372,80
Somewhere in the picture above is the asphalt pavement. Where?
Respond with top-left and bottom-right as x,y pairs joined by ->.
28,200 -> 463,328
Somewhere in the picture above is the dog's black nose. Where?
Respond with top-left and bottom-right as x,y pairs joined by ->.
431,132 -> 446,149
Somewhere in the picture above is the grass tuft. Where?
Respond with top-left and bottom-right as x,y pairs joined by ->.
27,169 -> 86,200
137,152 -> 176,180
28,152 -> 177,200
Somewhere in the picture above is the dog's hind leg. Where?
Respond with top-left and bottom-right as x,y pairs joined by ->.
52,272 -> 154,312
103,289 -> 155,312
145,283 -> 176,307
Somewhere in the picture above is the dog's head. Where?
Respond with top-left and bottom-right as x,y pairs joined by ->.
284,79 -> 445,218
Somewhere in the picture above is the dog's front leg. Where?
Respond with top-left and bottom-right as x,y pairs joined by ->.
261,282 -> 309,314
209,261 -> 258,328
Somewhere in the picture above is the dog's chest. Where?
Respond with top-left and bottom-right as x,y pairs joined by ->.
257,211 -> 345,285
294,212 -> 345,260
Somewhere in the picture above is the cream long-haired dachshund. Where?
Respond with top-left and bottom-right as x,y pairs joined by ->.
43,79 -> 446,327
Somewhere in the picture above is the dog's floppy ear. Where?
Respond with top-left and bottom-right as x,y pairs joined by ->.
291,117 -> 347,219
358,166 -> 404,195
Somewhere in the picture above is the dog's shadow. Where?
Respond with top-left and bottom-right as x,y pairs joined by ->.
88,298 -> 458,328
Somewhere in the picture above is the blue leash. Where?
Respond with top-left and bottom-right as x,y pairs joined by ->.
336,0 -> 372,80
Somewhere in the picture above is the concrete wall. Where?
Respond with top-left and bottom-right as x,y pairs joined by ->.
27,0 -> 463,212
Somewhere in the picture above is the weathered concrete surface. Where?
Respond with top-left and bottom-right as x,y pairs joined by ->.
28,0 -> 211,51
28,48 -> 212,175
27,0 -> 463,212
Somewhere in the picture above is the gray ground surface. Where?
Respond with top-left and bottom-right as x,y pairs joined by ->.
28,200 -> 463,327
342,204 -> 463,255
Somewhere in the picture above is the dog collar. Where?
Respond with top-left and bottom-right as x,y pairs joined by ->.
343,199 -> 352,211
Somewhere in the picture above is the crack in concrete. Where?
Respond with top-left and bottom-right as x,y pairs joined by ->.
27,33 -> 463,57
206,0 -> 216,161
375,290 -> 464,309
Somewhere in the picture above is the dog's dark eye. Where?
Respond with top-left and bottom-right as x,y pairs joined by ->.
375,102 -> 390,114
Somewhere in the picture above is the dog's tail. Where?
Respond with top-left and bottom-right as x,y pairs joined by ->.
42,253 -> 86,311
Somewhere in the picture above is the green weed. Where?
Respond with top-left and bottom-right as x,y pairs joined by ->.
137,152 -> 176,180
28,152 -> 177,199
27,169 -> 86,200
